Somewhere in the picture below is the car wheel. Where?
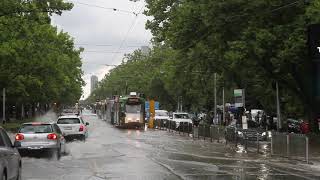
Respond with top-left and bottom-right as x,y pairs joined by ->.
82,135 -> 86,142
51,147 -> 61,160
1,172 -> 6,180
16,165 -> 21,180
57,147 -> 61,160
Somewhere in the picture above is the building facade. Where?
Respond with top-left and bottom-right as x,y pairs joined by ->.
90,75 -> 98,94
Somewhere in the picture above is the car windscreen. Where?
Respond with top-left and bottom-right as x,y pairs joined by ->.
19,124 -> 53,134
125,105 -> 141,114
174,114 -> 189,119
156,111 -> 168,116
57,118 -> 80,124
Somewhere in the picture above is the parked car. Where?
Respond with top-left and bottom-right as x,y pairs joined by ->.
57,115 -> 89,141
155,110 -> 170,122
287,118 -> 302,133
171,112 -> 193,128
0,127 -> 21,180
286,118 -> 310,134
14,122 -> 66,160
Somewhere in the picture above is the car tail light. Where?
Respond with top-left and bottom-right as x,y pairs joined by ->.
15,134 -> 24,141
79,125 -> 84,132
47,133 -> 57,140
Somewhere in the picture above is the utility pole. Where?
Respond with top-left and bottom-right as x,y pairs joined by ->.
276,81 -> 282,131
222,86 -> 225,126
180,97 -> 183,112
2,88 -> 5,124
214,73 -> 217,123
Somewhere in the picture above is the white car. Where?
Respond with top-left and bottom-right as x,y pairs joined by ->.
172,112 -> 193,128
155,110 -> 170,121
57,115 -> 89,141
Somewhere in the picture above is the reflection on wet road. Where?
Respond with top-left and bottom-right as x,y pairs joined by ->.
21,111 -> 320,180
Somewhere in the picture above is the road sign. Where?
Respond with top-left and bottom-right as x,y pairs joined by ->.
234,89 -> 245,108
234,89 -> 243,97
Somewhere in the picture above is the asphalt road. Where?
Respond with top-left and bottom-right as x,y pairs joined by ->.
20,110 -> 320,180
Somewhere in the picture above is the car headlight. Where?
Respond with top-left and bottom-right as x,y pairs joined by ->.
237,131 -> 243,135
262,132 -> 266,136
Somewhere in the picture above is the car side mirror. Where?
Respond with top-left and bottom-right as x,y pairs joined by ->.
85,122 -> 89,126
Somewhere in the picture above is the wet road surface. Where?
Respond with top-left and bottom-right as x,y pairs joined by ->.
20,111 -> 320,180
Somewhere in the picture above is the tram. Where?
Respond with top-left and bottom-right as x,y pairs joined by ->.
105,92 -> 145,128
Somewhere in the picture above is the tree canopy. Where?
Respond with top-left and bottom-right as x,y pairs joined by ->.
89,0 -> 320,130
0,0 -> 84,108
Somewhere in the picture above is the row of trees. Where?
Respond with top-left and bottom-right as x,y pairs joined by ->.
0,0 -> 84,119
88,0 -> 320,130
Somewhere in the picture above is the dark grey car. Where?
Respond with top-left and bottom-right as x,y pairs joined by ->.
0,127 -> 21,180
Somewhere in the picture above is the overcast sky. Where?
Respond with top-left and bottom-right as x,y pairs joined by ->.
52,0 -> 152,99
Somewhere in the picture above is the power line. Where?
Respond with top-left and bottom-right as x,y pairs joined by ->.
70,1 -> 140,16
81,50 -> 132,54
111,4 -> 145,62
74,43 -> 148,47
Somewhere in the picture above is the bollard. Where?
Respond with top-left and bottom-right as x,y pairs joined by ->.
179,122 -> 181,134
198,125 -> 200,139
210,126 -> 213,142
217,127 -> 220,143
183,122 -> 185,135
244,134 -> 248,150
287,134 -> 290,158
271,132 -> 273,156
193,125 -> 195,140
203,124 -> 206,140
235,131 -> 238,148
306,137 -> 309,164
257,132 -> 260,153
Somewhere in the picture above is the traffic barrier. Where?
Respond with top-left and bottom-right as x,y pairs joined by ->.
210,126 -> 225,142
271,132 -> 309,163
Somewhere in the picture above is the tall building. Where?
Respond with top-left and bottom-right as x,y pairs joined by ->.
90,75 -> 98,94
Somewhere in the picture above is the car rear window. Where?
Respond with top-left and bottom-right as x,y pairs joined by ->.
19,124 -> 53,134
57,118 -> 80,124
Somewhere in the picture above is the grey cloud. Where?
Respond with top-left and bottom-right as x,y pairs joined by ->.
52,0 -> 152,99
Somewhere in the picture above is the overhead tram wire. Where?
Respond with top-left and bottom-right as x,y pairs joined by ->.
74,43 -> 148,48
69,1 -> 140,16
110,4 -> 145,62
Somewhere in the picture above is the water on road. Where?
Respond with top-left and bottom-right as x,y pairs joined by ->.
20,111 -> 320,180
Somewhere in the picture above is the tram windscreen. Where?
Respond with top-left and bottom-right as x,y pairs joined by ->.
125,105 -> 141,113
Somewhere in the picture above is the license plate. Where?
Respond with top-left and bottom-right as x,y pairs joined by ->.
64,127 -> 72,130
28,147 -> 41,150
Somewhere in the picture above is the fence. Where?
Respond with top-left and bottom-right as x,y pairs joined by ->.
153,119 -> 310,163
271,132 -> 309,163
154,119 -> 193,135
